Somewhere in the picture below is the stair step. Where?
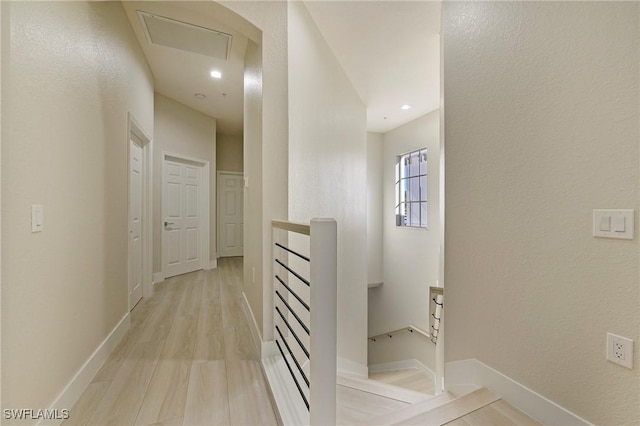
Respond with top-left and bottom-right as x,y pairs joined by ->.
358,391 -> 454,425
369,368 -> 435,395
338,373 -> 432,404
396,388 -> 500,425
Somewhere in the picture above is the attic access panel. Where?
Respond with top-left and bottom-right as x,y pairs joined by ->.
138,11 -> 232,60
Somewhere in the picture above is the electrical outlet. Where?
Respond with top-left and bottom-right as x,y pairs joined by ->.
607,333 -> 633,369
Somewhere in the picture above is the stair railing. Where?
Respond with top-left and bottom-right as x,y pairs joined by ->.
272,219 -> 337,425
368,324 -> 431,342
429,286 -> 443,344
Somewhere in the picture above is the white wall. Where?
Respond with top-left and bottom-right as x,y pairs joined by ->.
217,134 -> 243,172
220,1 -> 289,341
288,1 -> 368,375
368,111 -> 440,369
367,132 -> 383,286
443,2 -> 639,424
153,93 -> 217,272
1,1 -> 153,416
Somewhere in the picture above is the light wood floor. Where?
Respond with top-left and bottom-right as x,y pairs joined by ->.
64,257 -> 278,426
444,399 -> 541,426
369,368 -> 435,395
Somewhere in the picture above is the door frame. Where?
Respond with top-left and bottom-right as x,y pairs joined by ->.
127,113 -> 153,309
161,151 -> 210,279
216,170 -> 244,258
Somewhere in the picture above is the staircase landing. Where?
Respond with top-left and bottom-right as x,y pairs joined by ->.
264,358 -> 542,425
369,367 -> 435,395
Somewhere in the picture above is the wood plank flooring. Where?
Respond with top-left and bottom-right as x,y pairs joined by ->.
64,258 -> 277,426
369,368 -> 435,395
444,399 -> 542,426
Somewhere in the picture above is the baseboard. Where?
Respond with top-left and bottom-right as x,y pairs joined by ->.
262,356 -> 308,425
369,358 -> 436,383
152,272 -> 164,284
338,356 -> 368,378
445,359 -> 593,425
241,292 -> 262,355
39,313 -> 130,426
258,358 -> 285,426
208,259 -> 218,270
262,339 -> 279,359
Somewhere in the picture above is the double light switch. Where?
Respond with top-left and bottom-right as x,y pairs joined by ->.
593,210 -> 634,240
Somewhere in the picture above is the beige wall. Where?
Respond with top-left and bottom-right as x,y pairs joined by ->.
369,111 -> 440,370
220,1 -> 289,341
217,134 -> 243,173
153,93 -> 217,272
366,132 -> 383,285
242,38 -> 264,339
1,1 -> 154,417
288,1 -> 368,375
443,2 -> 639,424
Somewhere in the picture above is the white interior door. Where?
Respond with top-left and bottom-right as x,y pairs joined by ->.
129,140 -> 143,310
164,159 -> 203,278
218,172 -> 244,257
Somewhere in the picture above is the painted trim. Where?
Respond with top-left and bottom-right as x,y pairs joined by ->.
338,357 -> 368,378
369,358 -> 436,383
208,259 -> 218,270
262,340 -> 279,359
161,151 -> 210,279
262,356 -> 309,426
241,291 -> 263,355
152,272 -> 164,284
128,113 -> 154,304
39,313 -> 130,426
241,291 -> 279,359
445,359 -> 593,426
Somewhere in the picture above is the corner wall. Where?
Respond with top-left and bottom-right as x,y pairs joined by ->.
219,1 -> 289,341
443,2 -> 639,424
152,93 -> 217,273
217,134 -> 243,172
367,132 -> 383,286
242,38 -> 264,340
288,1 -> 368,374
1,1 -> 153,416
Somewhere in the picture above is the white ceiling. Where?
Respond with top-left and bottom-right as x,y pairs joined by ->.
305,1 -> 441,134
122,1 -> 253,136
121,1 -> 440,136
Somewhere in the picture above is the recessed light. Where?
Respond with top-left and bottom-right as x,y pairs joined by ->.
194,93 -> 206,100
401,105 -> 411,110
210,70 -> 222,79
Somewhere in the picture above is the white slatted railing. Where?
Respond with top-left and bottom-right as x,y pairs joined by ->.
271,219 -> 337,425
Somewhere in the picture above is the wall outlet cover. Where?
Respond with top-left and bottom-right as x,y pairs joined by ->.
607,333 -> 633,369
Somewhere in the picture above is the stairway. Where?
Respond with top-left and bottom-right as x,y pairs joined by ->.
264,357 -> 541,425
336,373 -> 542,425
369,367 -> 436,395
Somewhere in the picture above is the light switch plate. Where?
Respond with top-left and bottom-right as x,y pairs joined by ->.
31,205 -> 43,233
593,210 -> 634,240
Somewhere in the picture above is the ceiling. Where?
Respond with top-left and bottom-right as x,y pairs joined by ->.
305,1 -> 441,134
121,1 -> 440,136
122,1 -> 253,136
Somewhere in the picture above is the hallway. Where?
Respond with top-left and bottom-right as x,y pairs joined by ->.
64,258 -> 277,425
